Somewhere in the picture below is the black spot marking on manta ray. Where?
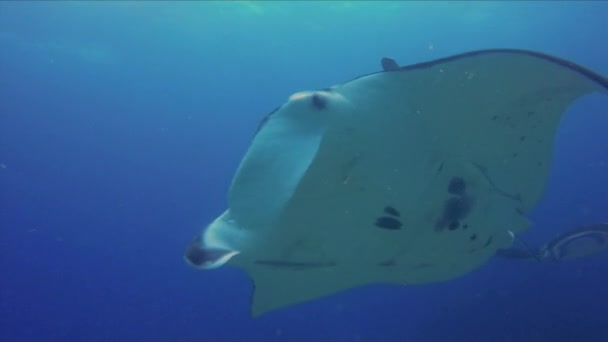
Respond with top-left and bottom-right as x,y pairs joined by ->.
448,177 -> 466,195
384,206 -> 401,217
375,216 -> 403,230
520,135 -> 527,142
470,234 -> 477,241
512,153 -> 518,158
463,223 -> 469,229
491,115 -> 498,121
311,93 -> 327,110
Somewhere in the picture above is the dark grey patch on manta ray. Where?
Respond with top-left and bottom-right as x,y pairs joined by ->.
435,196 -> 472,231
448,177 -> 466,195
384,206 -> 400,217
254,260 -> 336,270
375,216 -> 403,230
470,234 -> 477,241
311,93 -> 327,110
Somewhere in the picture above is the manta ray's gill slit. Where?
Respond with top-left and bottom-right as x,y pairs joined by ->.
436,162 -> 444,175
483,236 -> 493,248
412,263 -> 434,270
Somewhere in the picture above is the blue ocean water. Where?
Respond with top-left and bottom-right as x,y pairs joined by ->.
1,2 -> 607,341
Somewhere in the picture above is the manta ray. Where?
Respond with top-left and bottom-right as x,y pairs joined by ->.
184,49 -> 608,317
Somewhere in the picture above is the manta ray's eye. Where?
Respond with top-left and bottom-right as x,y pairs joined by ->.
311,93 -> 327,110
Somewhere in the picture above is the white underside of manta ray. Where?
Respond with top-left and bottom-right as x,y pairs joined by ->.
184,49 -> 608,317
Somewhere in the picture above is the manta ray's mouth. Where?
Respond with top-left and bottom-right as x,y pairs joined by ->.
184,233 -> 240,269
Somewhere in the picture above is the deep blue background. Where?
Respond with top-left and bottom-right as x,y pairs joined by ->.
1,2 -> 608,341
